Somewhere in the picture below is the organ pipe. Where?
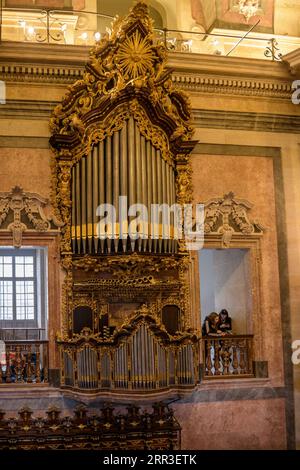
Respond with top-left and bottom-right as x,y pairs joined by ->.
166,161 -> 171,253
62,329 -> 196,391
120,123 -> 128,252
113,131 -> 120,252
105,136 -> 112,253
99,141 -> 105,253
75,163 -> 81,253
156,149 -> 162,253
141,135 -> 147,252
146,140 -> 153,252
87,149 -> 93,253
92,145 -> 99,253
72,166 -> 76,253
80,156 -> 87,253
135,122 -> 142,252
151,145 -> 157,253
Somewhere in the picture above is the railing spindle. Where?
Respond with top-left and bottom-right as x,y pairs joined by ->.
239,340 -> 246,374
35,346 -> 41,383
213,340 -> 220,375
205,340 -> 213,376
6,348 -> 12,383
203,335 -> 254,379
232,341 -> 239,374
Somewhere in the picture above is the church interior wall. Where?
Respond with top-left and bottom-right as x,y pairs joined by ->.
0,2 -> 299,447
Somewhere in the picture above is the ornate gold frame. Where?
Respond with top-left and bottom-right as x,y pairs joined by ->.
50,2 -> 196,258
49,2 -> 198,386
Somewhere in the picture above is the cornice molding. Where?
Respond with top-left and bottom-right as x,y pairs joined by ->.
0,64 -> 83,85
0,100 -> 55,118
0,42 -> 295,100
192,109 -> 300,133
168,52 -> 293,81
283,48 -> 300,76
172,73 -> 292,99
1,100 -> 299,135
0,42 -> 89,65
0,42 -> 86,83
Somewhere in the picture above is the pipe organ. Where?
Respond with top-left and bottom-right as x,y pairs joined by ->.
71,117 -> 177,255
59,314 -> 197,391
50,2 -> 199,396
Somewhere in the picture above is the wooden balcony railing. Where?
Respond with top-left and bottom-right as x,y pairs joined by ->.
203,335 -> 254,378
0,340 -> 48,384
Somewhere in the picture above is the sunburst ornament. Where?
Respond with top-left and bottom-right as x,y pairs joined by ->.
115,30 -> 156,80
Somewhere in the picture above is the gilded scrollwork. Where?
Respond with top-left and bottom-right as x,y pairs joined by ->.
203,192 -> 265,247
175,152 -> 193,215
49,2 -> 198,393
57,160 -> 73,254
61,254 -> 73,337
58,303 -> 197,347
50,2 -> 194,154
72,297 -> 97,312
0,186 -> 62,247
72,253 -> 184,275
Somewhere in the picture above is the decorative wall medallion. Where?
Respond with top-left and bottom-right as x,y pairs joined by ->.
229,0 -> 267,23
203,192 -> 264,247
0,186 -> 62,247
237,0 -> 261,22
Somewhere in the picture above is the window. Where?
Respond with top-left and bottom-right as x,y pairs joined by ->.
0,248 -> 47,339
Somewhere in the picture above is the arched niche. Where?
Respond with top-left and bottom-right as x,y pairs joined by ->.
73,305 -> 93,334
162,304 -> 180,335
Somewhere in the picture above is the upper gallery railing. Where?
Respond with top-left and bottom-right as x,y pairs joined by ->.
203,335 -> 254,378
1,8 -> 300,61
0,339 -> 48,384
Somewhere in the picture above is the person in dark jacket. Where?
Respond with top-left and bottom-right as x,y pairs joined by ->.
218,309 -> 232,334
202,312 -> 226,337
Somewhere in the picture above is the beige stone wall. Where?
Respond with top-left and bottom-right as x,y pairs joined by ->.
192,152 -> 284,386
191,129 -> 300,448
0,44 -> 299,448
0,147 -> 52,196
173,398 -> 287,450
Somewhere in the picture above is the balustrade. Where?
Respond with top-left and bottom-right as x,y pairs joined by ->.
0,340 -> 48,384
1,7 -> 299,60
203,335 -> 254,378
